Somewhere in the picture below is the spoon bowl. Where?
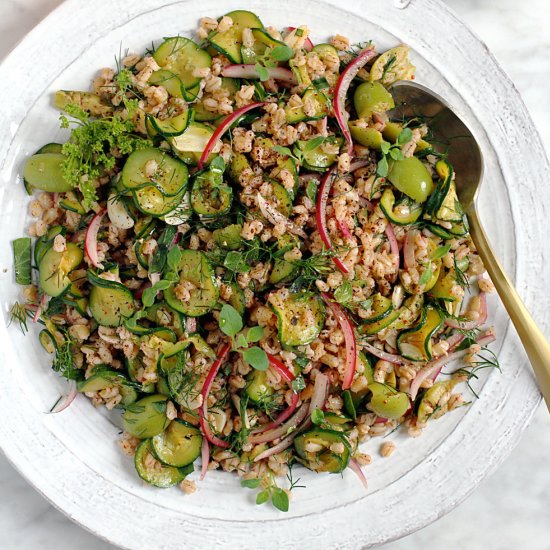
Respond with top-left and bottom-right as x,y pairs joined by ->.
389,80 -> 550,410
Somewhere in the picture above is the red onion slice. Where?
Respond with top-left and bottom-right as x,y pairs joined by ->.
348,458 -> 369,490
85,208 -> 106,269
221,65 -> 297,85
199,343 -> 231,448
200,437 -> 210,481
409,330 -> 497,400
361,342 -> 412,366
385,221 -> 400,278
49,380 -> 77,413
198,102 -> 266,169
253,373 -> 329,462
33,294 -> 49,323
444,292 -> 487,330
336,218 -> 353,240
321,294 -> 357,390
349,159 -> 372,173
316,167 -> 349,274
249,402 -> 309,444
333,47 -> 376,154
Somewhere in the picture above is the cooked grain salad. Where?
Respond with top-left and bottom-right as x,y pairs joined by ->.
11,10 -> 499,510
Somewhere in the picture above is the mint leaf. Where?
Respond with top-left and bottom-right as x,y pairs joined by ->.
141,279 -> 171,307
432,243 -> 451,260
291,375 -> 306,393
334,280 -> 353,305
210,155 -> 225,174
389,147 -> 404,161
13,238 -> 32,285
241,478 -> 261,489
256,490 -> 270,505
377,155 -> 389,177
380,141 -> 391,154
271,44 -> 294,62
418,267 -> 433,286
246,326 -> 264,343
273,145 -> 295,158
166,245 -> 182,272
235,333 -> 248,349
271,488 -> 289,512
397,127 -> 413,145
306,179 -> 318,203
219,304 -> 243,337
255,63 -> 270,81
303,136 -> 325,152
243,346 -> 269,371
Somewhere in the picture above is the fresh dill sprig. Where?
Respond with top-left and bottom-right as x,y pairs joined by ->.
9,301 -> 33,334
286,460 -> 306,491
52,330 -> 83,381
453,255 -> 470,291
452,347 -> 501,399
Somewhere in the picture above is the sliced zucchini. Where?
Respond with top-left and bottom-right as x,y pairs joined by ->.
391,294 -> 424,330
429,269 -> 459,302
191,171 -> 233,218
270,156 -> 299,199
77,367 -> 138,407
228,153 -> 251,183
298,136 -> 343,172
123,394 -> 171,439
294,428 -> 351,473
164,250 -> 219,317
144,303 -> 185,338
212,224 -> 243,250
323,412 -> 354,432
54,90 -> 114,118
246,369 -> 274,403
312,43 -> 339,65
148,70 -> 186,99
146,108 -> 192,138
23,153 -> 72,192
286,89 -> 330,123
227,282 -> 246,316
208,10 -> 263,64
151,419 -> 202,468
39,330 -> 57,354
369,45 -> 415,86
122,147 -> 189,197
153,37 -> 211,96
134,439 -> 192,488
88,270 -> 135,327
416,379 -> 458,423
359,293 -> 400,335
269,290 -> 325,347
397,306 -> 443,362
265,180 -> 292,217
380,188 -> 423,225
269,259 -> 299,285
38,243 -> 83,297
126,355 -> 155,394
194,77 -> 239,121
170,122 -> 220,166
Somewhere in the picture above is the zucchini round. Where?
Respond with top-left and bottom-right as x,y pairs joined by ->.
151,419 -> 202,468
123,394 -> 171,439
294,428 -> 351,473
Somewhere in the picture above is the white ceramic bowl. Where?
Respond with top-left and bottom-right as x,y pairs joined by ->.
0,1 -> 548,548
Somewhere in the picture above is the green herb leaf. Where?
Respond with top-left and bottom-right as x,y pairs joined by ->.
224,251 -> 249,272
389,147 -> 404,161
311,408 -> 325,425
241,478 -> 261,489
235,333 -> 248,349
294,355 -> 310,370
210,155 -> 225,174
271,488 -> 289,512
334,280 -> 353,305
291,375 -> 306,393
380,141 -> 391,155
243,346 -> 269,371
432,243 -> 451,260
397,127 -> 413,145
273,145 -> 295,158
166,245 -> 182,272
13,238 -> 32,285
246,326 -> 265,343
271,44 -> 294,62
256,490 -> 270,505
255,62 -> 270,82
142,279 -> 172,307
312,77 -> 330,90
377,155 -> 389,177
219,304 -> 243,337
306,179 -> 318,203
418,267 -> 433,287
303,136 -> 325,152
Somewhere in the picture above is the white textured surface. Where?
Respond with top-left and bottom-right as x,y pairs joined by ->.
0,1 -> 549,549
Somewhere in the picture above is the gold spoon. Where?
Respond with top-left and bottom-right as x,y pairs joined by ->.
390,80 -> 550,408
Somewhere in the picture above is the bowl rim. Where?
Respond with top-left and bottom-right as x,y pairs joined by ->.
0,0 -> 548,548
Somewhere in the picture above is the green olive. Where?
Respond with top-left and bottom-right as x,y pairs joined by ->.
353,81 -> 395,119
349,121 -> 383,148
369,382 -> 410,419
387,157 -> 434,203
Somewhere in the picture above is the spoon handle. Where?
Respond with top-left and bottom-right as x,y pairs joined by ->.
468,207 -> 550,411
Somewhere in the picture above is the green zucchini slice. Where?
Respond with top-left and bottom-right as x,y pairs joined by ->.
151,419 -> 202,468
134,439 -> 192,488
294,428 -> 351,473
397,306 -> 443,361
23,153 -> 72,193
164,250 -> 219,317
190,171 -> 233,218
123,394 -> 171,439
380,188 -> 423,225
77,367 -> 138,407
88,270 -> 136,327
269,290 -> 325,347
38,243 -> 83,297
